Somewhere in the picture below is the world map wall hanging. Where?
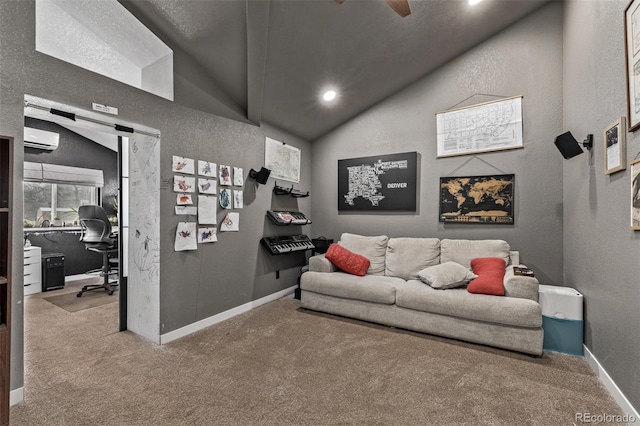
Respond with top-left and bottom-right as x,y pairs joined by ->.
338,152 -> 417,211
439,174 -> 514,224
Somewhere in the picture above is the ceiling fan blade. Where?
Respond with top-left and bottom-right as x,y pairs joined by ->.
385,0 -> 411,17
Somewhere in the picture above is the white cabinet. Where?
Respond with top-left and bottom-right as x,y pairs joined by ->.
24,246 -> 42,295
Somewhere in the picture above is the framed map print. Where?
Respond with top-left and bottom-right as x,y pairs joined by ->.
439,174 -> 514,224
436,96 -> 523,158
265,137 -> 301,183
338,152 -> 417,211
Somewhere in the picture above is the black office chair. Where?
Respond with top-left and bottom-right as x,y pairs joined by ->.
77,205 -> 119,297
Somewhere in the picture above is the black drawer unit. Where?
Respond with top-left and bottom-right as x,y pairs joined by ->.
42,253 -> 65,291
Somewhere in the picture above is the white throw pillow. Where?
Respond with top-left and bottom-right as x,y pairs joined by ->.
417,262 -> 477,289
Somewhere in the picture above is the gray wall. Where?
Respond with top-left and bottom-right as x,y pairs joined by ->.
159,121 -> 311,333
311,3 -> 565,285
563,0 -> 640,410
0,0 -> 310,391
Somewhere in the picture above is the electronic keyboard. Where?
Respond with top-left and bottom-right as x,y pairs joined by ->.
260,234 -> 315,255
266,210 -> 312,226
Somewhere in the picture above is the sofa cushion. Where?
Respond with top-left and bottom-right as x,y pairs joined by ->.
417,262 -> 477,289
396,280 -> 541,328
467,257 -> 506,296
440,239 -> 510,269
300,271 -> 403,304
325,243 -> 370,276
385,237 -> 440,280
339,233 -> 388,276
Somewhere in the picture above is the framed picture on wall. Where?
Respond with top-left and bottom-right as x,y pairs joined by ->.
604,117 -> 627,175
624,0 -> 640,131
265,137 -> 301,183
439,174 -> 514,224
337,152 -> 417,211
631,157 -> 640,230
435,96 -> 523,158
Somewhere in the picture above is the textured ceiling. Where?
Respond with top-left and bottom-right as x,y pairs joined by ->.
119,0 -> 550,141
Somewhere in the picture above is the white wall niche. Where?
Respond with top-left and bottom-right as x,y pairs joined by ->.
35,0 -> 174,101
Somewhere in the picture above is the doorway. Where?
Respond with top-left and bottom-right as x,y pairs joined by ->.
23,117 -> 124,326
22,94 -> 161,341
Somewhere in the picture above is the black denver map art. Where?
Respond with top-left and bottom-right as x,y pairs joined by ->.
338,152 -> 417,211
439,174 -> 514,224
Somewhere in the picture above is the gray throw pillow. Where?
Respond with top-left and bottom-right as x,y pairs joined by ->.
417,262 -> 477,289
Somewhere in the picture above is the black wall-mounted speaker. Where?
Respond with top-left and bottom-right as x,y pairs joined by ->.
249,167 -> 271,185
554,131 -> 584,159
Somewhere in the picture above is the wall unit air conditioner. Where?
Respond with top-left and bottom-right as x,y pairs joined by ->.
24,127 -> 59,151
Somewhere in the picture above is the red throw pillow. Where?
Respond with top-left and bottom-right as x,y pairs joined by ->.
467,257 -> 506,296
325,243 -> 370,277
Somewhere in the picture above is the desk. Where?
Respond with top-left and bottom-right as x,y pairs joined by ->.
24,226 -> 82,233
24,229 -> 102,276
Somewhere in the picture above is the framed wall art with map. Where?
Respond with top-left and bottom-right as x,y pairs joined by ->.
265,137 -> 301,183
439,174 -> 514,224
436,96 -> 523,158
338,152 -> 417,211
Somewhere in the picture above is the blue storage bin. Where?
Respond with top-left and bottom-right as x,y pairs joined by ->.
541,316 -> 583,355
539,285 -> 584,356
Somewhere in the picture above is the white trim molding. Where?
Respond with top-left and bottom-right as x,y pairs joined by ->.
10,387 -> 24,406
583,345 -> 639,424
160,286 -> 297,345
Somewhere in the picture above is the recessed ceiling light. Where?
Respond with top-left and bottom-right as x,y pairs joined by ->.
469,0 -> 482,5
322,90 -> 337,102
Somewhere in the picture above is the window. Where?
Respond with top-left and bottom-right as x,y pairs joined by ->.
23,162 -> 103,228
23,182 -> 98,227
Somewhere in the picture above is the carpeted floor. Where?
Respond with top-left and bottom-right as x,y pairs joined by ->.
11,293 -> 625,425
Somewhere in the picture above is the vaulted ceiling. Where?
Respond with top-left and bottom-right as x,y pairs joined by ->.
119,0 -> 551,141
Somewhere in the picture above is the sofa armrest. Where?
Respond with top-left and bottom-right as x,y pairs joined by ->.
503,265 -> 539,302
309,254 -> 338,273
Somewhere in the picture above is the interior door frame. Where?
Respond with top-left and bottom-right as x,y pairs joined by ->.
23,95 -> 161,339
117,136 -> 127,331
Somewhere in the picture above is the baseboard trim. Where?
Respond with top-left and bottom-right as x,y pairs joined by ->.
583,344 -> 639,423
10,386 -> 24,406
159,286 -> 297,345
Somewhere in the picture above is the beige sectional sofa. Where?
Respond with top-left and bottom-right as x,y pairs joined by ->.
300,233 -> 543,355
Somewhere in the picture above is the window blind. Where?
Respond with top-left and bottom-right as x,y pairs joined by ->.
24,162 -> 43,180
24,161 -> 104,187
